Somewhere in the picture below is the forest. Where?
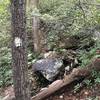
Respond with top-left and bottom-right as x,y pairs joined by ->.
0,0 -> 100,100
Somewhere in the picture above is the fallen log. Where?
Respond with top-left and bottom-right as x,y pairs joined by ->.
32,58 -> 100,100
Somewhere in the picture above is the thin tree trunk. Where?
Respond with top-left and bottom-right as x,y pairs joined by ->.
27,0 -> 46,53
30,0 -> 39,7
26,0 -> 39,9
32,0 -> 43,53
32,15 -> 42,53
11,0 -> 31,100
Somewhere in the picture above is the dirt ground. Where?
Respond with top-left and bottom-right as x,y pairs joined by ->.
47,84 -> 100,100
0,83 -> 100,100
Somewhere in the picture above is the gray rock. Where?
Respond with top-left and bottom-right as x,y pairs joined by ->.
32,58 -> 63,81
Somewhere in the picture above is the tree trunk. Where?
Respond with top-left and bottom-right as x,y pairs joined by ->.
27,0 -> 46,53
32,14 -> 41,53
31,0 -> 45,53
11,0 -> 31,100
27,0 -> 39,9
29,0 -> 39,7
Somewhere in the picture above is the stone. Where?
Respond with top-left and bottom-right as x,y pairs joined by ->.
43,51 -> 59,59
32,58 -> 63,81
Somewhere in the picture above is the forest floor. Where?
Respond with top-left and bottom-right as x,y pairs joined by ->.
47,83 -> 100,100
0,83 -> 100,100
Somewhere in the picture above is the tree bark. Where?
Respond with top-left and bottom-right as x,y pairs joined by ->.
27,0 -> 46,53
31,0 -> 45,53
11,0 -> 31,100
32,14 -> 41,53
27,0 -> 39,9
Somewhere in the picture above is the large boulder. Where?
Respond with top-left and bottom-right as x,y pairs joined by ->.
32,58 -> 63,81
